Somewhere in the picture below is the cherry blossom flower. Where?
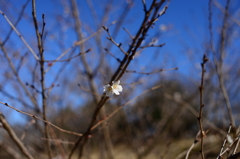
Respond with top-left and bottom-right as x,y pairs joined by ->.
103,80 -> 123,96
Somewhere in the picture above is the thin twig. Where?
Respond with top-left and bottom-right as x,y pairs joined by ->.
0,102 -> 83,136
123,27 -> 134,39
20,119 -> 36,141
198,54 -> 208,159
44,49 -> 91,62
0,10 -> 39,60
103,25 -> 129,56
104,48 -> 122,63
124,67 -> 178,75
26,82 -> 42,94
0,112 -> 34,159
2,0 -> 30,45
217,124 -> 232,159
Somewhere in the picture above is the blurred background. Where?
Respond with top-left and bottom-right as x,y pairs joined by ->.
0,0 -> 240,158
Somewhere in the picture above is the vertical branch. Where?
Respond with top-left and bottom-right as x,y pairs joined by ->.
70,0 -> 114,159
198,54 -> 208,159
31,0 -> 52,158
208,0 -> 235,127
0,112 -> 34,159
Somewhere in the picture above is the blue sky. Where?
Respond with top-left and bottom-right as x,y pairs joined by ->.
0,0 -> 239,124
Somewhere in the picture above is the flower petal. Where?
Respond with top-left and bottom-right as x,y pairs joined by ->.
116,85 -> 123,92
113,89 -> 120,95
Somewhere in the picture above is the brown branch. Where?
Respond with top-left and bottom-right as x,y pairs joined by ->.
69,1 -> 168,158
103,25 -> 129,56
0,112 -> 34,159
104,48 -> 122,63
124,67 -> 178,75
198,54 -> 208,159
31,1 -> 52,157
115,0 -> 166,82
185,130 -> 209,159
0,102 -> 83,137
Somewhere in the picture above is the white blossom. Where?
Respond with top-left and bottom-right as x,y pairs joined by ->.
103,80 -> 123,96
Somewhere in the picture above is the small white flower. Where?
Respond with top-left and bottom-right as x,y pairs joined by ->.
103,80 -> 123,97
227,134 -> 233,144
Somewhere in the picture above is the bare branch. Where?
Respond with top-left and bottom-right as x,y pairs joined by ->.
0,112 -> 34,159
124,67 -> 178,75
44,49 -> 91,63
123,27 -> 134,39
0,10 -> 39,60
104,48 -> 122,63
103,25 -> 129,56
0,102 -> 83,136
